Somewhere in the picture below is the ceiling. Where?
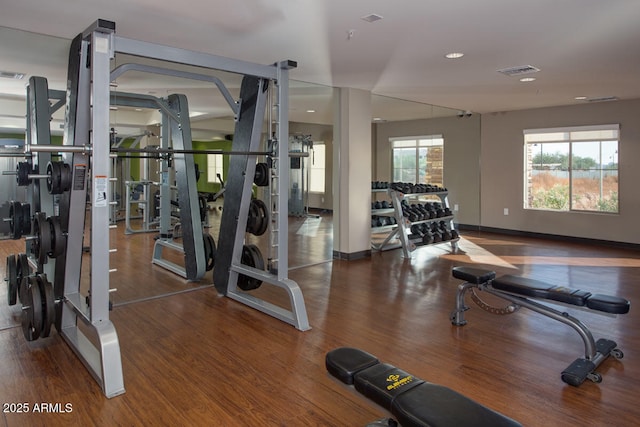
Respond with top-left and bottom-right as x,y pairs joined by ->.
1,0 -> 639,137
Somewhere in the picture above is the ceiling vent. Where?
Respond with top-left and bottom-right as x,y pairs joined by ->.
361,13 -> 383,23
587,96 -> 618,103
497,65 -> 540,77
0,70 -> 25,79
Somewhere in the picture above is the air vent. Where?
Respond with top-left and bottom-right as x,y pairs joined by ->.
587,96 -> 618,103
0,70 -> 25,79
361,13 -> 383,23
497,65 -> 540,77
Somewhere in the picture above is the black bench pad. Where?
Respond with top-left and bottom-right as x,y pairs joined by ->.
587,294 -> 630,314
492,275 -> 592,306
326,347 -> 522,427
452,266 -> 496,284
491,275 -> 630,314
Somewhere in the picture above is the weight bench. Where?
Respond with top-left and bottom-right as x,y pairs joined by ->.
450,266 -> 630,386
326,347 -> 521,427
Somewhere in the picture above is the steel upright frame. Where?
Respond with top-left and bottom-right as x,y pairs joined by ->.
52,18 -> 310,399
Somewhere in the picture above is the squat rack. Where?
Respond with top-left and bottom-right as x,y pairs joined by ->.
19,19 -> 310,399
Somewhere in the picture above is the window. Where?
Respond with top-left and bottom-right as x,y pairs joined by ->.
391,135 -> 444,185
207,154 -> 224,183
308,143 -> 325,193
524,125 -> 619,213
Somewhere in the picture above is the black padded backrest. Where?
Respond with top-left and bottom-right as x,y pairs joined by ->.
393,382 -> 522,427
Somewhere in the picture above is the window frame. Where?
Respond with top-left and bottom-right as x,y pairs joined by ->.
390,135 -> 444,185
523,124 -> 619,213
308,142 -> 325,194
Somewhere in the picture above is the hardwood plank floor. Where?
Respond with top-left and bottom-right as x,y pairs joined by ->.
1,216 -> 638,426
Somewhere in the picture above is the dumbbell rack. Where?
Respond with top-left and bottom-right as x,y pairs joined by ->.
371,188 -> 459,258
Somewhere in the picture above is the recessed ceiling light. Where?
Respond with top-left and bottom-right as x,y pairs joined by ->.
361,13 -> 383,23
519,77 -> 536,82
574,96 -> 587,100
445,52 -> 464,59
306,109 -> 316,113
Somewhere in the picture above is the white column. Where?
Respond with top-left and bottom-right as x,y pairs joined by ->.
332,88 -> 372,259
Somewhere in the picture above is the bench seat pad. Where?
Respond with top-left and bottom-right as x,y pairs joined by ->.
326,347 -> 522,427
492,275 -> 591,306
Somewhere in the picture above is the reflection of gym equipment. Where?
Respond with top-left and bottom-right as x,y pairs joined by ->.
288,134 -> 318,218
451,266 -> 630,386
326,347 -> 522,427
124,180 -> 160,234
110,129 -> 156,225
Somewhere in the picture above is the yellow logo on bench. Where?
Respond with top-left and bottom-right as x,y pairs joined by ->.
386,373 -> 414,390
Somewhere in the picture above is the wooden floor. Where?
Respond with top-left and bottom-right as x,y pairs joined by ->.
1,213 -> 639,426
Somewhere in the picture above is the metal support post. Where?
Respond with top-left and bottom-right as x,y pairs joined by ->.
59,21 -> 124,399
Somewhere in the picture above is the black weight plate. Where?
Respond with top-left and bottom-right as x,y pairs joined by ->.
9,201 -> 23,240
245,244 -> 264,290
33,214 -> 50,266
22,277 -> 42,341
246,200 -> 260,235
6,254 -> 17,306
247,244 -> 265,271
46,162 -> 61,194
39,276 -> 56,338
254,162 -> 269,186
47,216 -> 66,258
16,162 -> 31,186
203,233 -> 216,271
19,277 -> 29,308
21,203 -> 31,235
237,245 -> 260,291
16,253 -> 31,304
253,199 -> 269,236
60,163 -> 72,192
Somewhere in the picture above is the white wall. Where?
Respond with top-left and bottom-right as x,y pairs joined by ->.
480,99 -> 640,244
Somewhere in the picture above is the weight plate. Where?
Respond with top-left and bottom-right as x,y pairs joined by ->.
16,162 -> 32,186
203,233 -> 216,271
33,213 -> 51,266
6,254 -> 17,306
16,253 -> 31,304
253,199 -> 269,236
237,245 -> 261,291
21,203 -> 31,235
246,200 -> 258,235
247,244 -> 265,271
60,163 -> 72,193
9,201 -> 23,240
254,162 -> 269,187
47,216 -> 66,258
21,277 -> 43,341
46,162 -> 60,194
38,276 -> 56,338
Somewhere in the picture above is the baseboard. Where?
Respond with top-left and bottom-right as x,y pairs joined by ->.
333,249 -> 371,260
456,224 -> 640,251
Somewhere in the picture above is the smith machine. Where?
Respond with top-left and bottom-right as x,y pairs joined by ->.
3,19 -> 310,399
